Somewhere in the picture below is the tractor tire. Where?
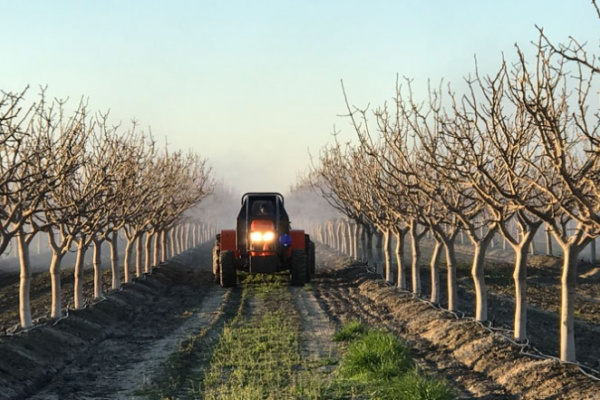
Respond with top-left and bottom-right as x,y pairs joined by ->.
290,249 -> 308,286
212,240 -> 220,284
304,234 -> 312,283
220,250 -> 237,288
309,240 -> 316,278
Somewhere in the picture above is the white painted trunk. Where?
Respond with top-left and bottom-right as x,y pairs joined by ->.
546,229 -> 553,256
161,230 -> 167,262
383,230 -> 392,283
430,240 -> 442,304
366,227 -> 374,268
409,222 -> 422,295
136,234 -> 143,277
153,231 -> 160,266
109,232 -> 120,290
360,224 -> 367,262
513,245 -> 528,341
92,239 -> 103,299
337,222 -> 345,253
176,226 -> 183,254
123,238 -> 134,283
471,243 -> 488,322
375,231 -> 384,275
49,252 -> 64,318
17,232 -> 32,328
560,244 -> 579,362
73,242 -> 87,310
192,224 -> 198,248
444,239 -> 458,312
395,230 -> 407,290
144,233 -> 153,273
351,222 -> 357,259
170,228 -> 176,257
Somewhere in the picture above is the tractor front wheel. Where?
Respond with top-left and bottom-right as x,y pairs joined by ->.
308,240 -> 315,279
212,240 -> 220,284
290,249 -> 308,286
220,250 -> 237,288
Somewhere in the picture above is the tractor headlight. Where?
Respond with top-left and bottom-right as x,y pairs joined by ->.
250,231 -> 263,242
250,231 -> 276,242
263,231 -> 275,242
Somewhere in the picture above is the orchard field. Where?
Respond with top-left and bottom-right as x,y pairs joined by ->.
0,240 -> 598,399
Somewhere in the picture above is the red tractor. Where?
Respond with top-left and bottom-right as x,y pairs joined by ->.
212,192 -> 315,287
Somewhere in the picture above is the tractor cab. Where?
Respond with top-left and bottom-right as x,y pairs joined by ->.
236,193 -> 290,254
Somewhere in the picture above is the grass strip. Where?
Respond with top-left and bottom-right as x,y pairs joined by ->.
331,320 -> 456,400
199,278 -> 329,399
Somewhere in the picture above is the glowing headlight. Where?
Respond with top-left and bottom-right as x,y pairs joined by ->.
250,231 -> 263,242
250,231 -> 276,242
263,231 -> 275,242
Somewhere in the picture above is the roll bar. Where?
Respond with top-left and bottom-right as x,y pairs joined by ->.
241,192 -> 285,206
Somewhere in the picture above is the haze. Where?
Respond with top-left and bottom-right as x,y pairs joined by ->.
1,1 -> 597,194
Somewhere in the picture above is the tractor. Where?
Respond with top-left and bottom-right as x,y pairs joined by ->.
212,192 -> 315,287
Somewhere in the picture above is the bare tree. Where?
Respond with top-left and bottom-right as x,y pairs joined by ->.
505,35 -> 600,361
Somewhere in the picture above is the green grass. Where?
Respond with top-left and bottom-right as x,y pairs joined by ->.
330,322 -> 456,400
332,319 -> 368,342
198,280 -> 330,399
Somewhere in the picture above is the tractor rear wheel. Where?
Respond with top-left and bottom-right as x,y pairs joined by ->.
220,250 -> 237,288
212,240 -> 220,284
308,240 -> 316,278
290,249 -> 308,286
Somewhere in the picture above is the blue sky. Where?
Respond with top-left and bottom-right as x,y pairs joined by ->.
1,1 -> 598,194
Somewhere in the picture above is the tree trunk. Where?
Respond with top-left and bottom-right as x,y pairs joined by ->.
352,222 -> 359,260
136,234 -> 143,277
409,221 -> 422,295
185,223 -> 191,250
49,251 -> 64,318
192,224 -> 198,248
513,244 -> 528,341
589,238 -> 596,265
153,230 -> 160,267
471,242 -> 488,322
161,230 -> 168,262
328,221 -> 335,248
360,224 -> 367,262
383,230 -> 392,283
170,228 -> 176,257
337,221 -> 345,254
109,231 -> 120,290
17,231 -> 32,328
145,232 -> 153,273
375,231 -> 383,275
443,237 -> 458,312
560,244 -> 579,362
430,240 -> 442,304
343,221 -> 350,255
395,229 -> 407,290
124,237 -> 134,283
73,241 -> 88,310
178,225 -> 184,253
546,228 -> 553,256
92,238 -> 103,299
366,225 -> 374,268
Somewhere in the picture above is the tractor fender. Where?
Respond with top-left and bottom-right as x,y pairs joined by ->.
289,230 -> 306,250
220,230 -> 237,251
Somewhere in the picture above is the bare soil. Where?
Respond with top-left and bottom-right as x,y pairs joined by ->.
0,241 -> 598,399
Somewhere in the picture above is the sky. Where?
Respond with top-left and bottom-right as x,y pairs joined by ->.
1,1 -> 598,195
